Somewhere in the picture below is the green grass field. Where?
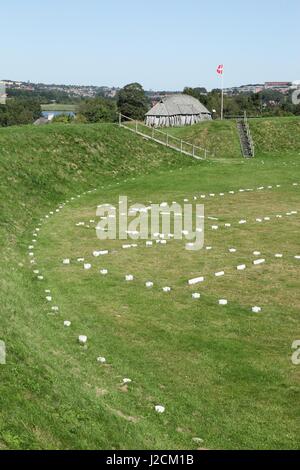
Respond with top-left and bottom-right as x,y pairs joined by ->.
0,119 -> 299,449
41,103 -> 77,112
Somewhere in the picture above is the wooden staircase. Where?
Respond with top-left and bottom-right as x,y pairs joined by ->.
237,112 -> 255,158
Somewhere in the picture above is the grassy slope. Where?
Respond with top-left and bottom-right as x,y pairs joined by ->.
0,123 -> 196,449
164,116 -> 300,159
0,123 -> 196,244
249,116 -> 300,157
0,119 -> 299,449
164,120 -> 241,159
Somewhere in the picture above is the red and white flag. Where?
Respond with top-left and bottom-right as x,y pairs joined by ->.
216,64 -> 224,75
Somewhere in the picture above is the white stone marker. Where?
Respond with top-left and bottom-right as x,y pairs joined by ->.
125,275 -> 134,281
64,321 -> 71,327
123,378 -> 132,384
155,405 -> 165,413
215,271 -> 225,277
78,335 -> 87,344
252,306 -> 262,313
253,259 -> 265,265
97,356 -> 106,363
63,259 -> 70,265
237,264 -> 246,271
162,287 -> 171,292
145,281 -> 154,288
188,277 -> 204,285
192,293 -> 201,299
219,299 -> 228,305
84,263 -> 92,270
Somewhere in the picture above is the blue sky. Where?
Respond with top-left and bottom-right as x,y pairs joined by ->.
1,0 -> 299,90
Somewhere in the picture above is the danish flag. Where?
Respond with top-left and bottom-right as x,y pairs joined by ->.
217,64 -> 224,75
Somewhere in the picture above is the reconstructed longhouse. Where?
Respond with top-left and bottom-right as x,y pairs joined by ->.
145,93 -> 212,127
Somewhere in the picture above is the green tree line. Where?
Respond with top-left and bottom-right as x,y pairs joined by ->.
1,82 -> 300,128
183,87 -> 300,118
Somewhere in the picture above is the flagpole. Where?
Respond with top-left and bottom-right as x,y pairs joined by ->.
221,71 -> 224,120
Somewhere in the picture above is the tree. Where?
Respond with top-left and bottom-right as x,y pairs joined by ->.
117,83 -> 149,120
183,87 -> 207,99
0,98 -> 41,127
51,113 -> 74,124
77,98 -> 117,123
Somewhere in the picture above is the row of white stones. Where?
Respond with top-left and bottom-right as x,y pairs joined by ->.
74,179 -> 300,231
60,244 -> 300,317
28,178 -> 300,417
180,181 -> 299,203
74,208 -> 299,242
28,185 -> 167,413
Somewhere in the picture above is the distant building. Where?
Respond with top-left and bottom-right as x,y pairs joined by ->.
0,81 -> 7,104
224,84 -> 264,95
145,93 -> 211,128
239,84 -> 264,93
264,82 -> 292,93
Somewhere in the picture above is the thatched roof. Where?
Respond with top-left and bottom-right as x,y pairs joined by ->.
146,93 -> 211,116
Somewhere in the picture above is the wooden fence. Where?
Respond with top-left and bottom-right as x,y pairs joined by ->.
118,113 -> 209,160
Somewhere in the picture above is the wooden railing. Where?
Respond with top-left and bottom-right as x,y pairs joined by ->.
118,113 -> 209,160
243,111 -> 255,157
